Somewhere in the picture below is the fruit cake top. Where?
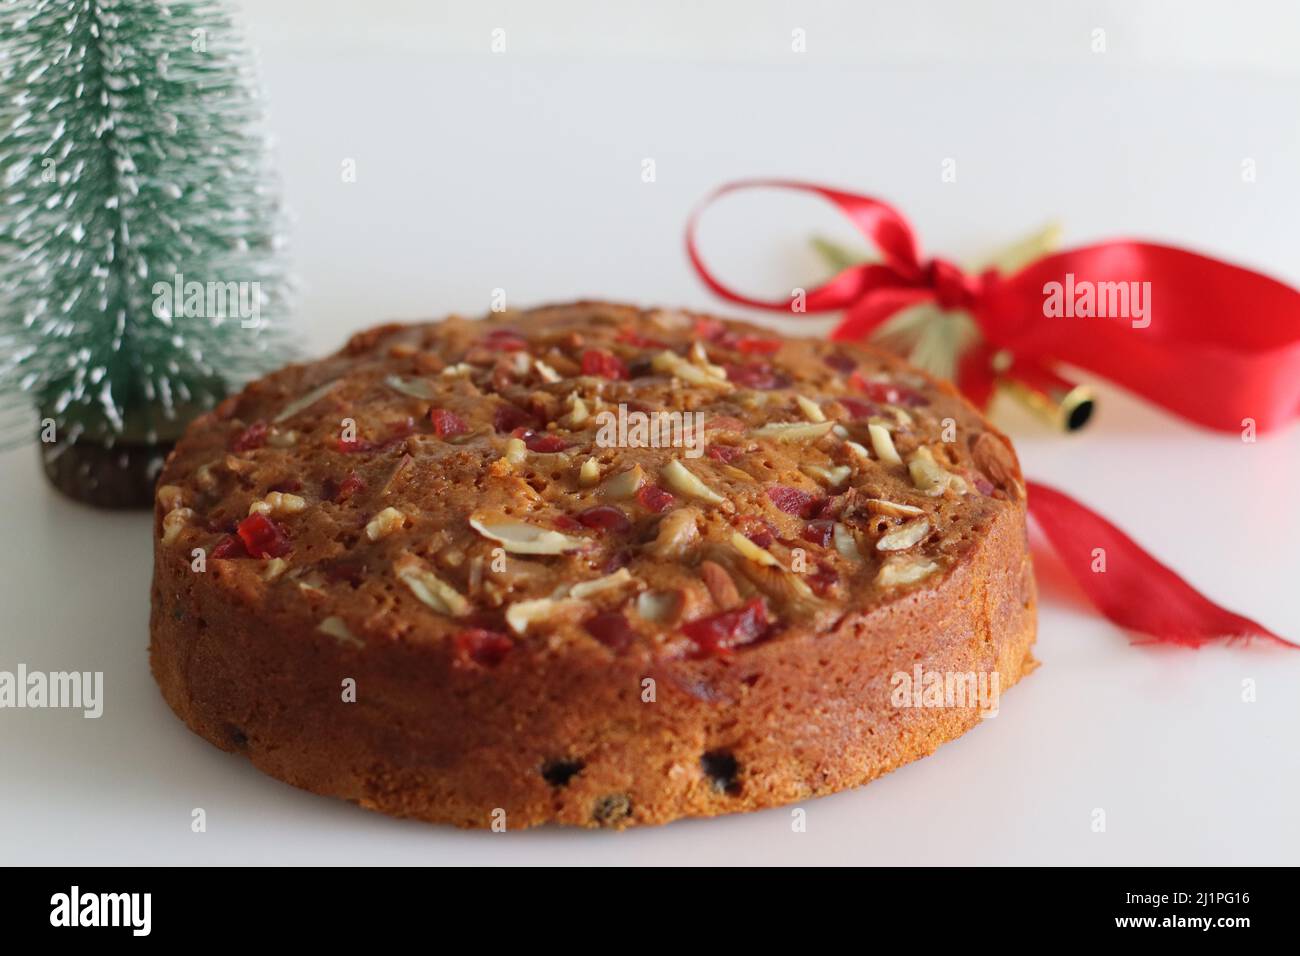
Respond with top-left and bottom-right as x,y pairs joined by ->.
155,302 -> 1025,666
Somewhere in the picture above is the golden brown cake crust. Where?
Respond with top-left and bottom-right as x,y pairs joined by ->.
149,301 -> 1037,828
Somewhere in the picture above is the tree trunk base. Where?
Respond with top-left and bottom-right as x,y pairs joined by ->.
40,438 -> 173,510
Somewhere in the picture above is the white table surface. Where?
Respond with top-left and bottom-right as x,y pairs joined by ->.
2,1 -> 1298,865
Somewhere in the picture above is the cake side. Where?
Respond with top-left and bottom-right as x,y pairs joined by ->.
148,302 -> 1037,828
149,498 -> 1034,827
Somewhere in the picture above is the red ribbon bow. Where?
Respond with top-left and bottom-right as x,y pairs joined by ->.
687,179 -> 1296,649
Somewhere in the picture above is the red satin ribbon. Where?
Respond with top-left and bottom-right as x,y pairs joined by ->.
687,179 -> 1300,429
687,180 -> 1297,648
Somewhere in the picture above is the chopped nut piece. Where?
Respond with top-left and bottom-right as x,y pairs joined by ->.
908,446 -> 961,496
844,440 -> 871,461
971,431 -> 1025,499
689,341 -> 728,379
263,557 -> 289,580
267,428 -> 298,448
396,557 -> 470,616
578,457 -> 601,486
385,375 -> 438,399
157,484 -> 184,512
248,491 -> 307,517
863,498 -> 926,518
652,350 -> 732,389
600,463 -> 644,499
868,423 -> 903,465
569,568 -> 635,599
651,506 -> 701,558
795,395 -> 826,423
468,517 -> 587,554
296,573 -> 326,595
195,464 -> 217,491
750,421 -> 836,443
317,616 -> 363,648
731,531 -> 782,568
801,463 -> 851,490
441,362 -> 474,377
534,359 -> 561,383
222,454 -> 253,475
506,596 -> 573,635
273,380 -> 339,423
833,522 -> 862,562
161,507 -> 193,545
661,459 -> 727,506
876,518 -> 931,551
635,589 -> 682,623
876,555 -> 940,587
365,506 -> 406,541
503,437 -> 528,465
565,394 -> 591,428
699,560 -> 742,610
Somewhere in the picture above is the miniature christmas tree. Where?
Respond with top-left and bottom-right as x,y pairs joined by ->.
0,0 -> 288,507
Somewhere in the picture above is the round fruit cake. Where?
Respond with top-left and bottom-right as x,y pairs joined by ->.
149,301 -> 1037,829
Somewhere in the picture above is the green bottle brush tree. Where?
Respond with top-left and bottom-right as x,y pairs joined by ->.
0,0 -> 288,508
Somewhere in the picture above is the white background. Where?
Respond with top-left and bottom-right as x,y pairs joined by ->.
1,0 -> 1298,865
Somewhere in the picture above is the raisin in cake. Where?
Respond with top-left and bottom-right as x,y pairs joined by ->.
149,302 -> 1037,828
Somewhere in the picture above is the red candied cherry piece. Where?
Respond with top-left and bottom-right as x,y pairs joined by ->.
337,435 -> 367,453
493,402 -> 537,433
453,628 -> 513,667
333,471 -> 366,503
733,514 -> 776,549
480,328 -> 529,351
615,326 -> 667,349
801,519 -> 835,548
807,562 -> 840,596
636,482 -> 675,513
808,495 -> 844,520
210,534 -> 248,559
522,431 -> 573,453
766,485 -> 817,518
682,597 -> 769,658
429,407 -> 468,438
731,335 -> 782,355
235,512 -> 291,558
584,612 -> 637,651
707,444 -> 743,463
823,352 -> 858,374
581,348 -> 628,380
724,362 -> 790,390
837,396 -> 878,420
231,420 -> 269,452
603,549 -> 633,573
848,370 -> 928,407
552,514 -> 583,532
576,504 -> 631,533
694,317 -> 727,341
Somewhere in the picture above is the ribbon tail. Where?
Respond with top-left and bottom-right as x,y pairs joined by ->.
1024,481 -> 1295,649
